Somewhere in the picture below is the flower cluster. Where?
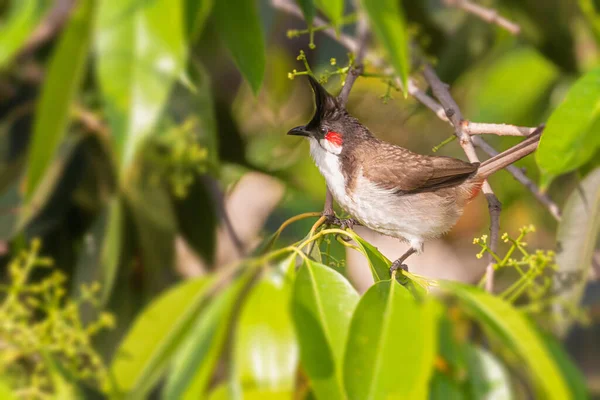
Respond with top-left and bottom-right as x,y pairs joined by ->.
0,240 -> 114,398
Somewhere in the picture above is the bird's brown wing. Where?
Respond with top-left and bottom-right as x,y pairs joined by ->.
362,143 -> 478,193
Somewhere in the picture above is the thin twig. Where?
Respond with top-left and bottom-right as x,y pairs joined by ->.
443,0 -> 521,35
422,64 -> 500,293
338,14 -> 369,105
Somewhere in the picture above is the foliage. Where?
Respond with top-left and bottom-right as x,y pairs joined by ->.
0,240 -> 113,398
0,0 -> 598,398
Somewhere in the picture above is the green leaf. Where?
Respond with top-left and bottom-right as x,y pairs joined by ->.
361,0 -> 409,96
18,135 -> 82,234
25,0 -> 95,199
99,197 -> 127,305
314,0 -> 343,29
470,47 -> 559,125
125,183 -> 178,294
441,282 -> 571,400
0,0 -> 48,68
172,177 -> 217,264
295,0 -> 315,27
349,233 -> 390,282
292,259 -> 359,399
578,0 -> 600,47
185,0 -> 214,41
110,276 -> 213,397
0,380 -> 17,400
95,0 -> 187,173
234,268 -> 298,393
164,269 -> 256,400
539,332 -> 589,400
343,280 -> 440,400
553,168 -> 600,336
537,68 -> 600,175
465,346 -> 513,400
213,0 -> 265,94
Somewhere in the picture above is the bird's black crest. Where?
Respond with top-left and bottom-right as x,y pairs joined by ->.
306,75 -> 342,129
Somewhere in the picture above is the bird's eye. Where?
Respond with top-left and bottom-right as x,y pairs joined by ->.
319,127 -> 327,135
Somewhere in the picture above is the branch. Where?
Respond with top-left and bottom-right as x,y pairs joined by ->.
443,0 -> 521,35
422,65 -> 500,292
338,15 -> 369,105
464,122 -> 537,137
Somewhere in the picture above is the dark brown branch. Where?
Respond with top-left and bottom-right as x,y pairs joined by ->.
422,64 -> 500,293
338,15 -> 369,106
443,0 -> 521,35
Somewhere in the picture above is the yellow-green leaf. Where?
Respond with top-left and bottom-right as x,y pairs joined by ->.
0,0 -> 48,68
234,269 -> 298,393
537,68 -> 600,175
95,0 -> 187,173
441,282 -> 571,400
343,280 -> 440,399
110,276 -> 212,397
25,0 -> 95,199
292,259 -> 359,399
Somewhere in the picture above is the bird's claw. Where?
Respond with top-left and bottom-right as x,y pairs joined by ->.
322,213 -> 358,241
389,260 -> 409,277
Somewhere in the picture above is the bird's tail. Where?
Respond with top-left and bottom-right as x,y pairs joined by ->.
476,127 -> 543,179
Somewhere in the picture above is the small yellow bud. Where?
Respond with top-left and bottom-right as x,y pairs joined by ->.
330,58 -> 337,66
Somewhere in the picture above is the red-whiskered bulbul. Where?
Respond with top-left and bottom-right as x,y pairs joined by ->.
288,76 -> 541,273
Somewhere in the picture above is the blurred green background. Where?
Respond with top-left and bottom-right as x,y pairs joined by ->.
0,0 -> 599,398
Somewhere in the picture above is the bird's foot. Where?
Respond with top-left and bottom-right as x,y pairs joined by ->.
322,213 -> 359,231
389,260 -> 409,277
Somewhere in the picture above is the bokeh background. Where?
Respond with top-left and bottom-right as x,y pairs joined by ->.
0,0 -> 599,398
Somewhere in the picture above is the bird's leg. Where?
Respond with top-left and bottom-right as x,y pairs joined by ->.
322,186 -> 359,232
390,248 -> 417,276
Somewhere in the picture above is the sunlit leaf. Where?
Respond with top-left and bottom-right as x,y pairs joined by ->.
537,69 -> 600,175
95,0 -> 187,173
110,276 -> 213,396
361,0 -> 410,96
213,0 -> 265,94
470,47 -> 558,125
314,0 -> 343,29
343,280 -> 440,399
465,346 -> 513,400
292,259 -> 359,399
441,282 -> 570,400
25,0 -> 95,199
0,0 -> 48,68
540,332 -> 589,399
164,268 -> 256,400
0,380 -> 17,400
234,268 -> 298,394
553,168 -> 600,336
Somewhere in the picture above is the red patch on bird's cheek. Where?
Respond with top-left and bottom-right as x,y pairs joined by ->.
325,131 -> 343,146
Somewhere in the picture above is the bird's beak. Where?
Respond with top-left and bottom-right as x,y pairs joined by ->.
287,126 -> 310,137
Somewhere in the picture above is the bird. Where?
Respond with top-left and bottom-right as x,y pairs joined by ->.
287,75 -> 542,274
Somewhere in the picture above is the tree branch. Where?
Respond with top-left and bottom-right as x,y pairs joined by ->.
422,65 -> 500,292
443,0 -> 521,35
